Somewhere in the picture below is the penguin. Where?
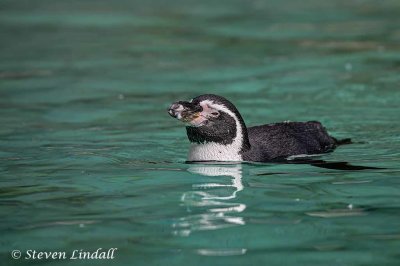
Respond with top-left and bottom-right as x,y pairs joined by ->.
168,94 -> 350,162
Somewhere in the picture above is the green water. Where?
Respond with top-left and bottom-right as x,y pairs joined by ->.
1,0 -> 400,265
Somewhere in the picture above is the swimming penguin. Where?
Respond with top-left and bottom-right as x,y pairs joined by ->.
168,94 -> 350,162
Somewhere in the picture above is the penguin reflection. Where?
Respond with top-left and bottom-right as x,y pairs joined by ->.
173,164 -> 246,236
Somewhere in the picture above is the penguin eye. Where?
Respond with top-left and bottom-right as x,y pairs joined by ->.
210,111 -> 220,117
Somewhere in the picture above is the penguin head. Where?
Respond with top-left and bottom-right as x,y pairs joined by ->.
168,94 -> 250,149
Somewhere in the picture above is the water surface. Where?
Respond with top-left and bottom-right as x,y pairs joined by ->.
1,0 -> 400,265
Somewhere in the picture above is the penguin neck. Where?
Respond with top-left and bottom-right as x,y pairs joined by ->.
186,117 -> 251,162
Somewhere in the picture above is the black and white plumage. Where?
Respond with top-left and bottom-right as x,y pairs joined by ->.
168,94 -> 346,162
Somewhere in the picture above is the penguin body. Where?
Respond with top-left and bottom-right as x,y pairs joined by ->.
168,94 -> 342,162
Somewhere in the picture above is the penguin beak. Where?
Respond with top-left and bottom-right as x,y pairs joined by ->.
168,101 -> 203,123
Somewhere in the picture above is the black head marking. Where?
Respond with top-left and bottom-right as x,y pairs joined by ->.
186,111 -> 237,145
185,94 -> 251,152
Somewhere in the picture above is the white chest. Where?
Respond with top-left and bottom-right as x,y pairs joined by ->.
187,142 -> 243,162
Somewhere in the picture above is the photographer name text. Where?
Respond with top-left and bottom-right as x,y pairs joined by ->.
11,248 -> 118,260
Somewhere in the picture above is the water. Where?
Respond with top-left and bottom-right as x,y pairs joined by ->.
1,0 -> 400,265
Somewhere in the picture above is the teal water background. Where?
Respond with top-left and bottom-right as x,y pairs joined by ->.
1,0 -> 400,265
